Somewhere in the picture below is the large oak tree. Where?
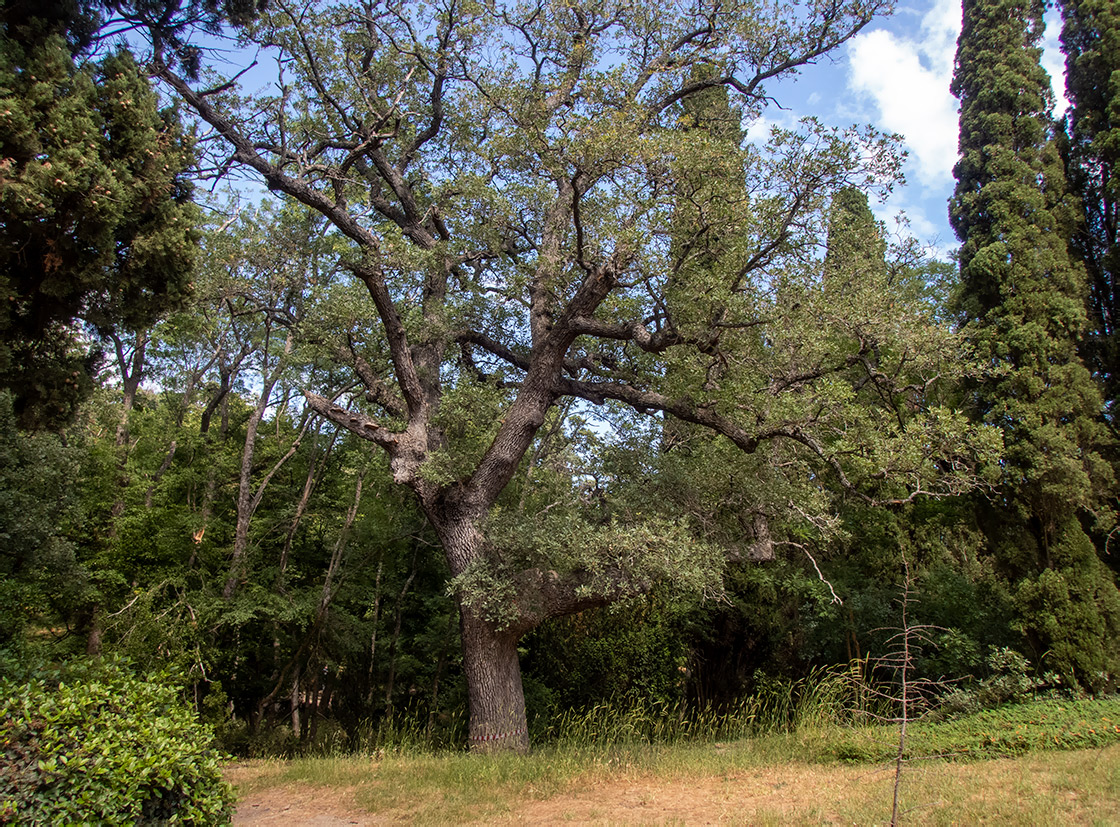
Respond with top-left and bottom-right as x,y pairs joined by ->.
131,0 -> 996,751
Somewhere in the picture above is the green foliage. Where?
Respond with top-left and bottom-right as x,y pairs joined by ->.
0,392 -> 90,670
951,0 -> 1107,522
823,186 -> 887,284
829,697 -> 1120,762
938,646 -> 1059,717
522,594 -> 692,715
0,659 -> 233,824
1010,522 -> 1120,687
950,0 -> 1120,689
0,27 -> 198,427
1059,0 -> 1120,417
420,379 -> 509,486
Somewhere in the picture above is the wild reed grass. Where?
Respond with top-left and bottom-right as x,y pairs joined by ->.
536,659 -> 885,750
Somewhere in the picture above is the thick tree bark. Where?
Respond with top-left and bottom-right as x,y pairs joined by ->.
459,604 -> 529,754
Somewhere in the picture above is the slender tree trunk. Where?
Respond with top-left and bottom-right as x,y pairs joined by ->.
459,605 -> 529,754
306,667 -> 321,743
144,440 -> 178,508
112,330 -> 147,450
224,384 -> 278,599
290,666 -> 301,739
279,427 -> 336,585
365,556 -> 384,706
224,331 -> 294,599
427,609 -> 456,735
384,541 -> 419,716
193,368 -> 235,569
85,605 -> 103,656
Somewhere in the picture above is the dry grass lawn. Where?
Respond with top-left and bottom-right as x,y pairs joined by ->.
228,743 -> 1120,825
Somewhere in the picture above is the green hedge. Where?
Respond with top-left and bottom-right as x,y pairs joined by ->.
0,661 -> 233,824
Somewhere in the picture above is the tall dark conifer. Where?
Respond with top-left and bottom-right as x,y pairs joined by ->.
0,10 -> 199,428
950,0 -> 1120,685
1058,0 -> 1120,422
823,187 -> 886,285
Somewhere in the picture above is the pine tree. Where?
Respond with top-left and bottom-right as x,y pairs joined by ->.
950,0 -> 1120,686
1058,0 -> 1120,423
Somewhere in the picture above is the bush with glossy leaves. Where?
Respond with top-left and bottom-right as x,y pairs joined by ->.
0,660 -> 233,825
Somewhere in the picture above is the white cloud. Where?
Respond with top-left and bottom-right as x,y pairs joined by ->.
743,114 -> 776,144
846,0 -> 961,187
871,192 -> 959,258
743,111 -> 801,145
847,0 -> 1072,186
1041,9 -> 1070,114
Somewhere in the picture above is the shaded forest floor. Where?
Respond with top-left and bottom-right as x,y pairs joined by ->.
227,742 -> 1120,825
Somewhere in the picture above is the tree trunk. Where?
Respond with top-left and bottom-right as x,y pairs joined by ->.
383,541 -> 419,716
279,427 -> 336,586
290,666 -> 301,739
112,330 -> 147,450
108,330 -> 147,528
85,604 -> 103,656
459,605 -> 529,754
427,609 -> 456,735
223,331 -> 293,600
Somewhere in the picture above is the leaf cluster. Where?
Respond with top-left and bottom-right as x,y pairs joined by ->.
0,659 -> 234,824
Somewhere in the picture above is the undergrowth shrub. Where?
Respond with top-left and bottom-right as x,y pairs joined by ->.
938,647 -> 1063,717
827,697 -> 1120,762
0,659 -> 234,825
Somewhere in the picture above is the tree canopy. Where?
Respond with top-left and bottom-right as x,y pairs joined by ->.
1059,0 -> 1120,425
950,0 -> 1120,683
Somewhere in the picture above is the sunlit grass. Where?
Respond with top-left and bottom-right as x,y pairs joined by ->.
229,740 -> 1120,824
227,693 -> 1120,824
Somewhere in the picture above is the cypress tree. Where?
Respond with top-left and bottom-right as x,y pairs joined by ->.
950,0 -> 1120,686
823,187 -> 887,285
0,17 -> 198,428
1058,0 -> 1120,423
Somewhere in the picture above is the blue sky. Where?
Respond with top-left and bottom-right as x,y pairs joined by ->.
753,0 -> 1068,260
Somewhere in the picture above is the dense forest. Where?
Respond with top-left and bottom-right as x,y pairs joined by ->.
1,0 -> 1118,763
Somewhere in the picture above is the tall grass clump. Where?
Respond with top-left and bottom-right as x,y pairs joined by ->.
239,659 -> 925,761
237,699 -> 469,759
534,660 -> 882,750
348,706 -> 468,756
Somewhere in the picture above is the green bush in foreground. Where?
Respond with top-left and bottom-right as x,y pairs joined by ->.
0,660 -> 233,825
